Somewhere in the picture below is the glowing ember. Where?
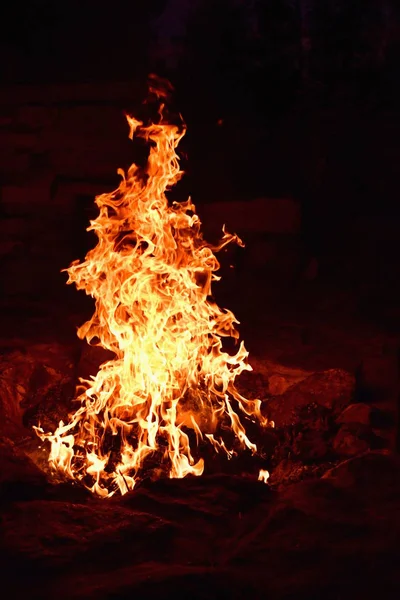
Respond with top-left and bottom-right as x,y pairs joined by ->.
35,100 -> 269,497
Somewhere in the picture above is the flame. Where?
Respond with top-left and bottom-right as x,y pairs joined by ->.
35,106 -> 268,497
258,469 -> 270,484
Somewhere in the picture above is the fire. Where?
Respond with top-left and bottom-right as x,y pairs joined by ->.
35,102 -> 268,497
258,469 -> 270,484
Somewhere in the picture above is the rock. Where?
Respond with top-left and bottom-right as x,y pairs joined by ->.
333,424 -> 370,457
337,403 -> 372,426
23,373 -> 75,433
265,368 -> 355,427
0,350 -> 36,436
268,458 -> 333,488
0,343 -> 78,438
238,358 -> 311,409
0,436 -> 49,502
322,449 -> 400,496
1,496 -> 173,576
357,354 -> 399,451
268,374 -> 288,395
249,358 -> 310,391
270,398 -> 335,469
1,450 -> 400,599
292,428 -> 330,461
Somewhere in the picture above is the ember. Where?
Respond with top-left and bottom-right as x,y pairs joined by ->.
34,93 -> 269,497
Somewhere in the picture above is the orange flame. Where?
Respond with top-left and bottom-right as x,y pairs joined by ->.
35,107 -> 268,497
258,469 -> 270,484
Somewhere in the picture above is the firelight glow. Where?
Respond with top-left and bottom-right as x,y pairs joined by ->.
35,105 -> 269,497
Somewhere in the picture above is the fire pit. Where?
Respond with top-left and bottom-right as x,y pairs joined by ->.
33,92 -> 271,497
1,87 -> 399,600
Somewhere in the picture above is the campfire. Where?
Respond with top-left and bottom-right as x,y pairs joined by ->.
34,96 -> 269,497
2,79 -> 398,600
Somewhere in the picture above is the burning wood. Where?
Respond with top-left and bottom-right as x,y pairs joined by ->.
34,96 -> 269,497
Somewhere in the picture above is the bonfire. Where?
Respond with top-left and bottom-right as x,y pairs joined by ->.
35,89 -> 269,497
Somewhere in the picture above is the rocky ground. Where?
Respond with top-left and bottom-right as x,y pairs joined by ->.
0,279 -> 399,599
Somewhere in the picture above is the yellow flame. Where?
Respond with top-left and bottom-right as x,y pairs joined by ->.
258,469 -> 270,484
35,107 -> 268,497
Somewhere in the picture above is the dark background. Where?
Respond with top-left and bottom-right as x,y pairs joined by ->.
1,0 -> 400,322
1,7 -> 400,597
